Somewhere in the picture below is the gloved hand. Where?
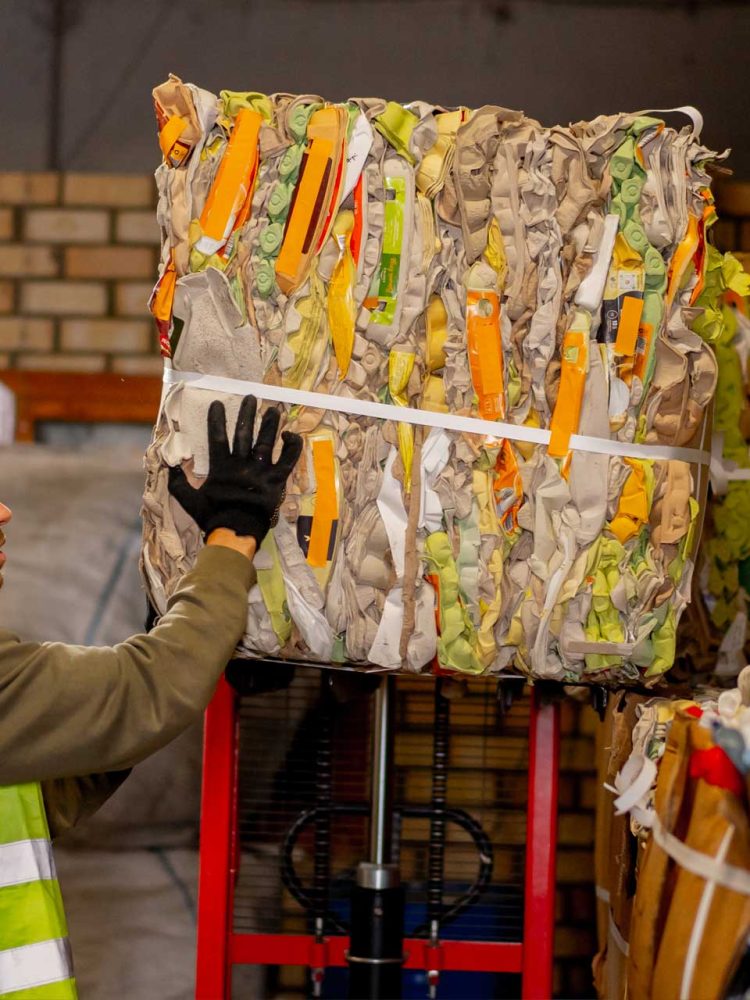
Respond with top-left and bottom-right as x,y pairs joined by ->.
168,395 -> 302,545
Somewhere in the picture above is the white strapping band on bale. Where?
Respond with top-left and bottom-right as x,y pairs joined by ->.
163,368 -> 712,467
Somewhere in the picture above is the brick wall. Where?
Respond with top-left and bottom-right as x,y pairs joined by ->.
0,171 -> 160,376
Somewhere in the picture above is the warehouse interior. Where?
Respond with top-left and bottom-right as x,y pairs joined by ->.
1,2 -> 750,999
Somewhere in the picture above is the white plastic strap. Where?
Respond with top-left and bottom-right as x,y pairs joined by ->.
0,938 -> 72,993
680,826 -> 733,1000
163,370 -> 711,467
651,815 -> 750,896
609,912 -> 630,958
709,432 -> 750,494
595,886 -> 629,956
0,838 -> 56,888
636,106 -> 703,138
575,214 -> 620,313
612,754 -> 658,818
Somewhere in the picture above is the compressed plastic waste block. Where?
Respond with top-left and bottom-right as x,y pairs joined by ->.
597,668 -> 750,999
679,270 -> 750,679
142,75 -> 734,685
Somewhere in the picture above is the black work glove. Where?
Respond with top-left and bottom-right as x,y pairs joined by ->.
168,395 -> 302,545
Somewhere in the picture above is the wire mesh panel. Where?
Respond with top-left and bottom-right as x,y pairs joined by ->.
393,677 -> 527,945
233,668 -> 528,994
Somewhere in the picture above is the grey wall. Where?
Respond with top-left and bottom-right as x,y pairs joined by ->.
3,0 -> 750,176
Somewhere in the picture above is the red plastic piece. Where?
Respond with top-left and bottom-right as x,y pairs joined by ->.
691,745 -> 744,798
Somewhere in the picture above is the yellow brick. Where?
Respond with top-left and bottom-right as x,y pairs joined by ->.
0,208 -> 14,240
20,281 -> 107,316
115,281 -> 152,317
398,842 -> 520,883
566,885 -> 596,923
401,769 -> 499,806
394,732 -> 528,770
578,705 -> 601,737
65,246 -> 155,278
63,173 -> 153,208
116,210 -> 158,244
17,353 -> 106,373
557,849 -> 596,884
558,812 -> 595,847
554,925 -> 595,958
496,772 -> 534,806
0,173 -> 59,205
112,355 -> 163,377
60,319 -> 151,353
24,208 -> 110,244
0,282 -> 14,313
0,245 -> 58,278
65,246 -> 154,279
560,700 -> 580,736
564,961 -> 597,998
579,776 -> 598,811
0,318 -> 54,351
560,737 -> 597,772
401,691 -> 498,729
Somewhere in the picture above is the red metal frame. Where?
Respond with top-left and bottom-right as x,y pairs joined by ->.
195,675 -> 238,1000
522,688 -> 560,1000
196,679 -> 560,999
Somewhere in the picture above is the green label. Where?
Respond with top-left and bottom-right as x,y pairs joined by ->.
369,175 -> 406,326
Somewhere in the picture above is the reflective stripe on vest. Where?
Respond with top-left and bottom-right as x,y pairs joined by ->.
0,783 -> 76,999
0,939 -> 73,995
0,840 -> 55,888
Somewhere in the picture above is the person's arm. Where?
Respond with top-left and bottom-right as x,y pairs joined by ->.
0,539 -> 255,786
0,394 -> 300,798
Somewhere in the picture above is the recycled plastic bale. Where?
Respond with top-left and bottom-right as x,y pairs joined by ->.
141,77 -> 747,686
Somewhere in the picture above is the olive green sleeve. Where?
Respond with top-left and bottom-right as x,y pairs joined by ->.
0,545 -> 255,786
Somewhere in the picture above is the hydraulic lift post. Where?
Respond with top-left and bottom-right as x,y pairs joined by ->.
347,675 -> 404,999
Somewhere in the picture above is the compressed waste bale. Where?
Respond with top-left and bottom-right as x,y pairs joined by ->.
141,76 -> 740,685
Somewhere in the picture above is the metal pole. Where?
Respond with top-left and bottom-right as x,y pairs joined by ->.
348,675 -> 404,999
369,674 -> 395,865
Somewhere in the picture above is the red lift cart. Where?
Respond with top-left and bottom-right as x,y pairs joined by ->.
195,667 -> 560,1000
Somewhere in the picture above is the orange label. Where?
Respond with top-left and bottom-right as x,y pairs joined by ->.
314,130 -> 347,256
199,108 -> 262,245
467,289 -> 505,420
614,295 -> 644,356
307,439 -> 338,568
159,115 -> 187,162
150,251 -> 176,323
548,330 -> 587,458
275,137 -> 333,291
494,439 -> 522,535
